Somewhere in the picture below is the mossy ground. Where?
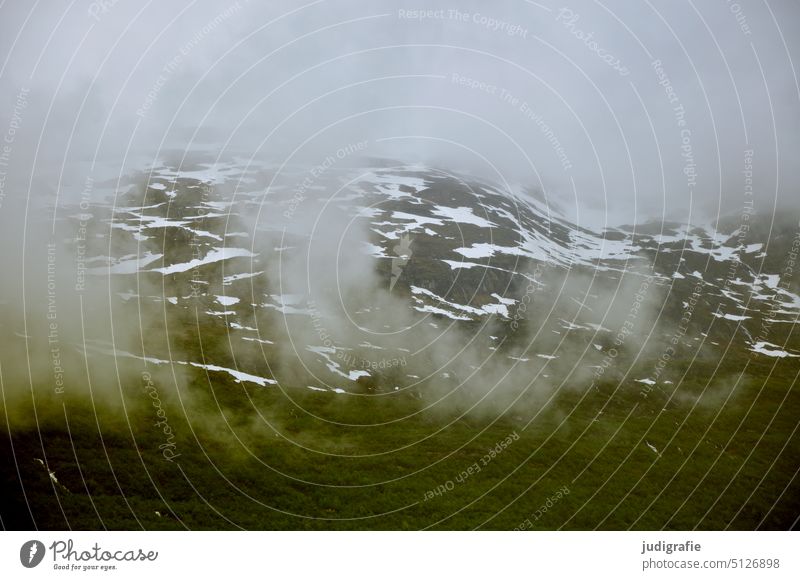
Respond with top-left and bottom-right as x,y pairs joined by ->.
2,353 -> 796,530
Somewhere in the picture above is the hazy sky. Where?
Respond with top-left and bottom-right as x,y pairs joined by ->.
1,0 -> 799,227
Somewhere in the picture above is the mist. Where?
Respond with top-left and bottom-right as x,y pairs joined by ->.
0,0 -> 798,229
0,1 -> 797,440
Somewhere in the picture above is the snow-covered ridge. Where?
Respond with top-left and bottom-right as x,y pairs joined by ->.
58,160 -> 800,391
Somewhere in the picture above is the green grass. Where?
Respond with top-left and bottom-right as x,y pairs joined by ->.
1,352 -> 797,530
